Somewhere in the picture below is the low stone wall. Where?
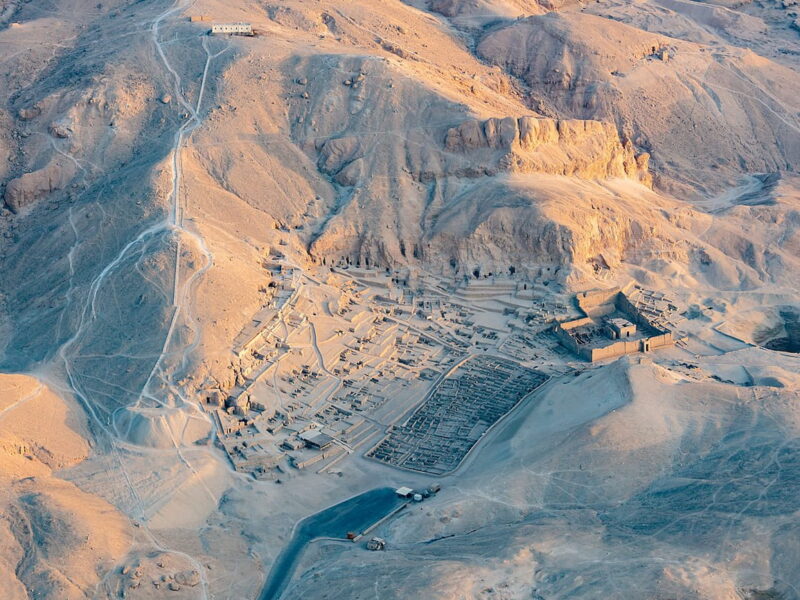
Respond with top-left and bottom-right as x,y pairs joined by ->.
559,317 -> 593,331
648,332 -> 674,348
587,332 -> 674,361
576,288 -> 620,317
589,339 -> 641,361
292,446 -> 344,470
553,317 -> 592,359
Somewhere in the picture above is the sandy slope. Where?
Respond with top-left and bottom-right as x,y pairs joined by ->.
0,373 -> 131,599
285,355 -> 800,599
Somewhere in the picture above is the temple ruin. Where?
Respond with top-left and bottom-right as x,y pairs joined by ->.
554,287 -> 675,361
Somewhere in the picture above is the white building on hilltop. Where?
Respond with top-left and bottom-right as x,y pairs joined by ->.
211,22 -> 253,35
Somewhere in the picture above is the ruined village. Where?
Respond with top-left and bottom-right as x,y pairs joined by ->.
3,0 -> 799,598
200,248 -> 685,484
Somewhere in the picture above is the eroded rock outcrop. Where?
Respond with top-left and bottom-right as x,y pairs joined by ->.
444,116 -> 651,184
315,113 -> 650,187
48,119 -> 72,139
477,12 -> 800,193
285,54 -> 658,270
3,160 -> 76,212
429,0 -> 571,19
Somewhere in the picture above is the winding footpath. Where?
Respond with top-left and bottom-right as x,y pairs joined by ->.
42,2 -> 231,597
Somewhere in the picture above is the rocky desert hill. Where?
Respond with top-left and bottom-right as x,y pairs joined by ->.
0,374 -> 131,599
0,0 -> 798,598
477,11 -> 800,196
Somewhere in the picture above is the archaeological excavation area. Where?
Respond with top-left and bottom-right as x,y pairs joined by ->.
197,253 -> 681,486
367,355 -> 547,475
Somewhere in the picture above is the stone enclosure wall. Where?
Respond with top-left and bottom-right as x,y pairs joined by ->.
555,287 -> 674,362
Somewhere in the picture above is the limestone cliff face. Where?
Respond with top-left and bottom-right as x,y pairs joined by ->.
420,174 -> 700,283
314,111 -> 650,187
279,54 -> 659,273
477,12 -> 800,195
442,116 -> 651,185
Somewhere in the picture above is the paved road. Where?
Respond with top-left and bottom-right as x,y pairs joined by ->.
259,487 -> 404,600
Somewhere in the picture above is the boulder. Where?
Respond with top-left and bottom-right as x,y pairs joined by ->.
17,106 -> 41,121
48,120 -> 72,138
174,569 -> 201,587
3,160 -> 77,212
335,157 -> 365,186
317,136 -> 359,172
